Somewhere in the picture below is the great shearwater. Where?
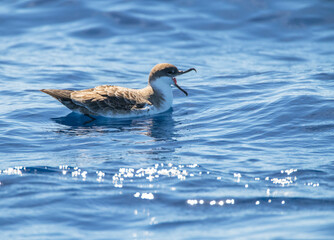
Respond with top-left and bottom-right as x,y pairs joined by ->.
41,63 -> 196,118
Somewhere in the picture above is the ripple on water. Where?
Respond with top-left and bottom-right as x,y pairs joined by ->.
1,0 -> 334,238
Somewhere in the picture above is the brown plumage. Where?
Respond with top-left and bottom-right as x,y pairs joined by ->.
41,63 -> 196,118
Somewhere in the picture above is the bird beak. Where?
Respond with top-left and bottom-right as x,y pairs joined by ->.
173,68 -> 196,96
177,68 -> 197,76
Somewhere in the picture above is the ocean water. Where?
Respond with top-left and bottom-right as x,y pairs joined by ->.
1,0 -> 334,239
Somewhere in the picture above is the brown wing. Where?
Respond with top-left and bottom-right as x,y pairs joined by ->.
70,85 -> 152,114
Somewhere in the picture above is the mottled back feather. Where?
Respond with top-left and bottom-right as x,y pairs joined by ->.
41,85 -> 152,116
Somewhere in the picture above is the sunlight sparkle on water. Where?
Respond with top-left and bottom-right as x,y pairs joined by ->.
112,163 -> 199,189
0,165 -> 313,211
96,171 -> 105,182
134,192 -> 154,200
187,199 -> 234,206
234,173 -> 242,182
282,169 -> 297,175
71,168 -> 88,180
0,166 -> 24,175
187,199 -> 198,205
142,193 -> 154,200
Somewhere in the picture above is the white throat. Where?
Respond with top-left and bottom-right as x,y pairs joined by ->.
150,76 -> 173,110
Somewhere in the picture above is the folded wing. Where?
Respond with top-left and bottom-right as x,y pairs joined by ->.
70,85 -> 152,115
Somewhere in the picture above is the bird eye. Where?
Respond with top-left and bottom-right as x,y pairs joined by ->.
167,70 -> 174,75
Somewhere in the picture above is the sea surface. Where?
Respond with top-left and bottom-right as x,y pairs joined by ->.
1,0 -> 334,239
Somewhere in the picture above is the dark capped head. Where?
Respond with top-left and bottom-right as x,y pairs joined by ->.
148,63 -> 196,96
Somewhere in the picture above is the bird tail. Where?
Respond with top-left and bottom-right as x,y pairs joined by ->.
40,89 -> 72,100
40,89 -> 78,111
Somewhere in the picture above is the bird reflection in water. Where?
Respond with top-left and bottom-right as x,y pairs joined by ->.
51,109 -> 177,141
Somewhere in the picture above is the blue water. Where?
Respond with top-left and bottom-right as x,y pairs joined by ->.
1,0 -> 334,239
